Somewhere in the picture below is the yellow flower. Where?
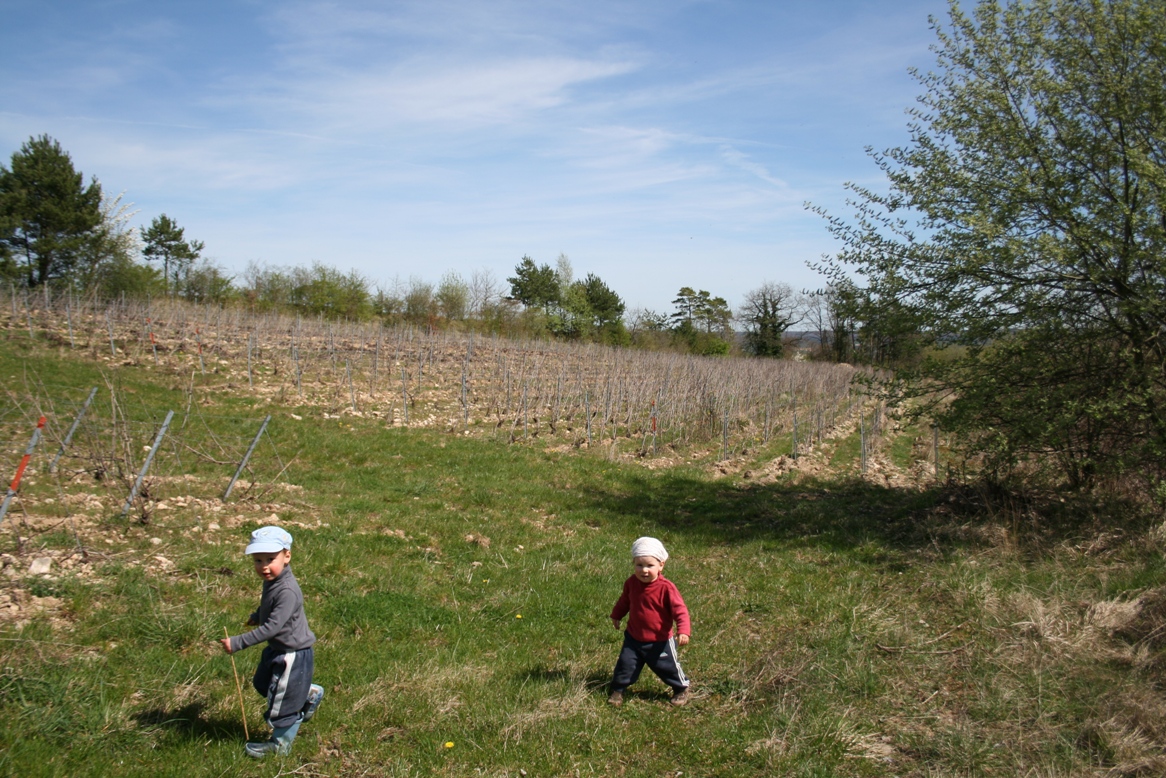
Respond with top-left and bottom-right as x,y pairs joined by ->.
516,614 -> 523,619
444,741 -> 454,749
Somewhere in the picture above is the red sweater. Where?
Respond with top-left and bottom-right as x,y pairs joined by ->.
611,574 -> 691,642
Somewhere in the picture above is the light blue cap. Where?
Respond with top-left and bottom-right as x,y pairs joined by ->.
245,526 -> 293,555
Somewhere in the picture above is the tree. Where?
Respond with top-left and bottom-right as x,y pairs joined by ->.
0,195 -> 11,280
670,287 -> 731,334
468,268 -> 501,316
816,0 -> 1166,485
628,308 -> 671,349
179,258 -> 235,304
739,282 -> 799,358
94,252 -> 163,299
630,308 -> 669,333
669,287 -> 732,355
436,271 -> 469,322
555,281 -> 591,339
799,287 -> 835,360
0,135 -> 104,287
555,253 -> 574,295
669,287 -> 701,328
556,273 -> 628,343
853,290 -> 925,367
580,274 -> 625,329
87,192 -> 163,298
241,262 -> 294,311
289,263 -> 372,320
698,293 -> 732,335
142,214 -> 204,293
800,283 -> 860,362
404,277 -> 437,325
507,256 -> 561,314
373,281 -> 406,323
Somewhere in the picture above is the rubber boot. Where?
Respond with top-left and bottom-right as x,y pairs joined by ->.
302,684 -> 325,723
272,720 -> 302,755
244,739 -> 279,759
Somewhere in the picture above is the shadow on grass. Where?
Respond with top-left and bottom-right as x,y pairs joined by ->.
618,687 -> 677,705
514,668 -> 612,693
131,703 -> 246,742
575,469 -> 1126,555
515,666 -> 570,684
583,671 -> 610,690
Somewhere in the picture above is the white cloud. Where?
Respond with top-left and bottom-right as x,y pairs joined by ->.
283,57 -> 637,130
718,146 -> 789,188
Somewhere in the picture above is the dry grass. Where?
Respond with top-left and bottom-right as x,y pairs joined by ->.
501,683 -> 593,743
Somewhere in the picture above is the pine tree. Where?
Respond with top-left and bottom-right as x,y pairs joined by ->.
142,213 -> 204,293
0,135 -> 104,286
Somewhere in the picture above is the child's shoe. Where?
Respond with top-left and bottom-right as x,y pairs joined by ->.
670,688 -> 689,707
302,684 -> 325,723
245,720 -> 301,758
607,690 -> 623,707
245,740 -> 281,759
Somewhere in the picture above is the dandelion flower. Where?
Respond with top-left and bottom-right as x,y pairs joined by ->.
516,614 -> 523,619
444,741 -> 454,749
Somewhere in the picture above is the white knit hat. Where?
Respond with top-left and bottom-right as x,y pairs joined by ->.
631,536 -> 668,563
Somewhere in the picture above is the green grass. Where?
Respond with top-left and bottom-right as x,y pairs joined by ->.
888,423 -> 923,470
2,337 -> 1166,776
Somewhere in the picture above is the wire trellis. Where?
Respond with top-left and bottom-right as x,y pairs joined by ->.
0,379 -> 290,535
2,292 -> 874,462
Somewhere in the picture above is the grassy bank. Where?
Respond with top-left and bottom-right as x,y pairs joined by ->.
1,337 -> 1165,776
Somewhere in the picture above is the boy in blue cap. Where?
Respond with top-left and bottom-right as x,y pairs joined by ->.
219,526 -> 323,758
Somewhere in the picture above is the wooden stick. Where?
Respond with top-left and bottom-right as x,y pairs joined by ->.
225,627 -> 250,739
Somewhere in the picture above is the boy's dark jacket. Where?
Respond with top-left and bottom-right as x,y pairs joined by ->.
229,566 -> 316,653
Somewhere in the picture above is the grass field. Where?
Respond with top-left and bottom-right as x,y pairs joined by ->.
2,333 -> 1166,777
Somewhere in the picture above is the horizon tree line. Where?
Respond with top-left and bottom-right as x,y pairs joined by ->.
1,134 -> 857,361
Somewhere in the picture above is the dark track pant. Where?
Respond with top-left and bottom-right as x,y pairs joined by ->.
253,645 -> 315,729
610,631 -> 689,693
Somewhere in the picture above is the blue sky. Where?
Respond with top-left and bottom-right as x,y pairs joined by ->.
1,0 -> 949,314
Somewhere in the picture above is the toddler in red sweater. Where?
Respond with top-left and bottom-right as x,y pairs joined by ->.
608,536 -> 692,707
